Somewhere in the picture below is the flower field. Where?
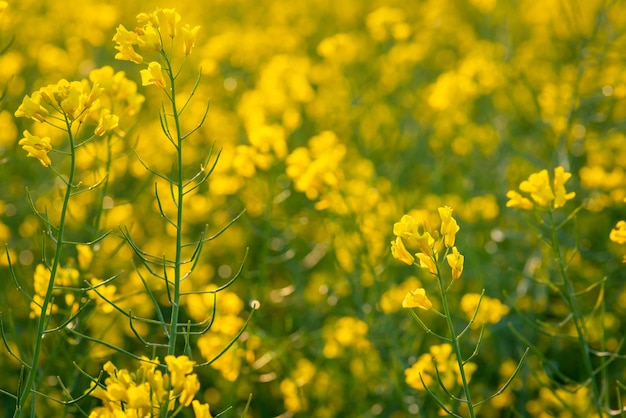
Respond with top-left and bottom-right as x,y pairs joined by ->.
0,0 -> 625,417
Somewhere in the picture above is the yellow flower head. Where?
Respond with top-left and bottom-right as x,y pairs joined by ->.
156,8 -> 181,39
165,355 -> 195,388
391,236 -> 414,265
95,109 -> 119,136
182,24 -> 201,56
402,288 -> 433,310
507,166 -> 575,210
192,400 -> 213,418
438,206 -> 460,247
15,91 -> 49,122
519,169 -> 554,207
446,246 -> 464,279
416,253 -> 437,275
610,220 -> 626,245
140,62 -> 167,88
19,131 -> 52,167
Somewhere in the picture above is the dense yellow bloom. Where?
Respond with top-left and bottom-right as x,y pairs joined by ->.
182,24 -> 201,56
610,220 -> 626,244
391,236 -> 414,265
18,131 -> 52,167
438,206 -> 460,247
405,343 -> 477,391
14,91 -> 49,122
402,288 -> 432,310
140,62 -> 167,88
460,293 -> 509,329
192,400 -> 213,418
507,166 -> 576,210
446,246 -> 464,279
519,169 -> 554,207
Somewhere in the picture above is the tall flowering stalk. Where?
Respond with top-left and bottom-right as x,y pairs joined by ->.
506,165 -> 607,417
391,207 -> 526,417
11,77 -> 122,416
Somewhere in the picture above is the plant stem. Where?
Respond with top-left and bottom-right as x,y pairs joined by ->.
164,53 -> 184,358
436,265 -> 476,418
15,116 -> 76,417
548,209 -> 603,416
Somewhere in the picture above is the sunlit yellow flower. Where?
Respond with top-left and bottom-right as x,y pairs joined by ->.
416,253 -> 437,275
114,42 -> 143,64
402,288 -> 432,310
156,8 -> 181,39
192,400 -> 213,418
179,374 -> 200,407
391,236 -> 414,265
446,246 -> 464,279
137,25 -> 162,52
15,91 -> 49,122
140,62 -> 166,88
438,206 -> 460,247
165,355 -> 195,388
519,169 -> 554,207
19,131 -> 52,167
113,24 -> 138,45
610,220 -> 626,245
505,190 -> 534,210
182,24 -> 201,56
552,166 -> 576,208
95,109 -> 120,136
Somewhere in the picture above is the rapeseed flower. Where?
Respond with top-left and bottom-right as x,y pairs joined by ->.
18,131 -> 52,167
402,288 -> 432,310
507,166 -> 576,210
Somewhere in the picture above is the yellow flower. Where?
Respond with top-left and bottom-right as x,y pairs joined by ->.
140,62 -> 166,88
391,236 -> 414,265
192,400 -> 213,418
137,25 -> 161,52
15,91 -> 49,122
438,206 -> 460,247
95,109 -> 119,136
552,166 -> 576,208
416,253 -> 437,275
505,190 -> 534,210
19,131 -> 52,167
519,169 -> 554,207
446,246 -> 464,279
179,374 -> 200,407
165,355 -> 195,388
182,24 -> 201,56
156,8 -> 181,39
114,42 -> 143,64
402,288 -> 432,310
610,220 -> 626,245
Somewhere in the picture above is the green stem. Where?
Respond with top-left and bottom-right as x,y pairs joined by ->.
15,116 -> 76,417
436,259 -> 476,418
548,209 -> 602,415
163,53 -> 184,358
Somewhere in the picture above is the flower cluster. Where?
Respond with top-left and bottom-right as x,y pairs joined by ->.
506,166 -> 576,210
391,206 -> 464,309
405,343 -> 477,392
610,198 -> 626,262
88,355 -> 211,418
113,7 -> 201,89
29,263 -> 79,318
13,70 -> 137,166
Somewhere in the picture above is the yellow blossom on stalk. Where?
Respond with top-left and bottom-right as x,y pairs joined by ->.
520,169 -> 554,207
182,24 -> 201,56
137,25 -> 162,52
156,8 -> 181,39
446,246 -> 464,279
553,166 -> 576,208
140,62 -> 166,88
18,131 -> 52,167
402,288 -> 432,310
610,220 -> 626,244
14,91 -> 49,122
507,166 -> 575,210
95,109 -> 119,136
391,236 -> 414,265
192,400 -> 213,418
438,206 -> 460,247
505,190 -> 534,210
165,355 -> 195,388
416,253 -> 437,275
